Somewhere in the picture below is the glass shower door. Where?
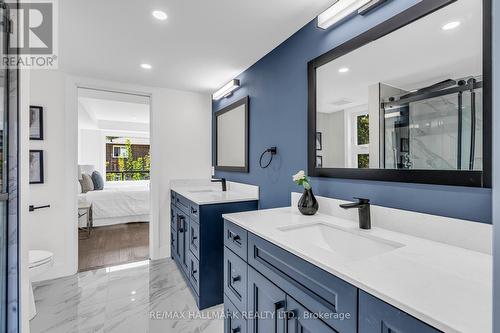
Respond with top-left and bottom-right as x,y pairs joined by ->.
0,1 -> 18,332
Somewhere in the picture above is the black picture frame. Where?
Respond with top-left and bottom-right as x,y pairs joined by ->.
29,150 -> 44,184
29,105 -> 43,140
316,155 -> 323,168
214,96 -> 249,173
307,0 -> 491,188
316,132 -> 322,151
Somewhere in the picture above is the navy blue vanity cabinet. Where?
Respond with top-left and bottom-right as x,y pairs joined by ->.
358,291 -> 442,333
224,220 -> 443,333
170,190 -> 258,310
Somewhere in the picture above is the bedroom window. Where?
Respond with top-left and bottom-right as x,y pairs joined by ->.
106,137 -> 150,181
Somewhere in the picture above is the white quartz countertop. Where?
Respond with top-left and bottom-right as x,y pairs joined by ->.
223,207 -> 492,333
170,181 -> 259,205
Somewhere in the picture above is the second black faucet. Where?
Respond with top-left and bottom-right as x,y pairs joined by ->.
211,178 -> 227,192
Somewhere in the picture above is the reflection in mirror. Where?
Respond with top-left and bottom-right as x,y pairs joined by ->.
215,96 -> 249,172
316,0 -> 483,171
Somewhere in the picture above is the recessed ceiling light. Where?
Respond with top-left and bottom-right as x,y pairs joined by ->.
442,21 -> 460,31
140,63 -> 152,70
152,10 -> 167,21
338,67 -> 350,73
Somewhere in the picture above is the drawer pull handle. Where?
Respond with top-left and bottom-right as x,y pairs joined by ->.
231,327 -> 240,333
274,300 -> 286,333
231,275 -> 241,283
191,207 -> 198,214
229,231 -> 241,243
192,235 -> 198,241
284,310 -> 295,332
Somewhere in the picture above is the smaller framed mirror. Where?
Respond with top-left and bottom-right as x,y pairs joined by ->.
214,96 -> 249,173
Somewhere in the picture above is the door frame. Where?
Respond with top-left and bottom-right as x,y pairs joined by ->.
67,78 -> 158,272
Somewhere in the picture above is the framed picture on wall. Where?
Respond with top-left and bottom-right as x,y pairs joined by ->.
316,132 -> 322,151
316,155 -> 323,168
29,150 -> 44,184
29,106 -> 44,140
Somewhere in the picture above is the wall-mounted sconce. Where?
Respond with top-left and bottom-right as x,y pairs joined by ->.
212,79 -> 240,101
317,0 -> 385,30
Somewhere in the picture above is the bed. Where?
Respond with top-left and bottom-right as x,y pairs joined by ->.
78,183 -> 150,227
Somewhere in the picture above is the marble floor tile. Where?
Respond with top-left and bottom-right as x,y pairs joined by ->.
30,259 -> 224,333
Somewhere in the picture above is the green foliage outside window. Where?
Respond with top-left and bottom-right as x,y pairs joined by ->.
357,115 -> 369,145
106,139 -> 150,181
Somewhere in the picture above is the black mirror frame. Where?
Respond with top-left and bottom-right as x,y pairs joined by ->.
214,96 -> 250,173
307,0 -> 492,188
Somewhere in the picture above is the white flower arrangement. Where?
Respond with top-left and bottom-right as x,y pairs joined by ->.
292,170 -> 311,190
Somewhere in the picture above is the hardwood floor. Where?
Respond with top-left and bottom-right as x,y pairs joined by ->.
78,222 -> 149,272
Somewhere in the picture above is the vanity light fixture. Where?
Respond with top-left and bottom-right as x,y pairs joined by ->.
140,63 -> 152,70
317,0 -> 372,30
442,21 -> 461,31
152,10 -> 168,21
338,67 -> 350,73
212,79 -> 240,100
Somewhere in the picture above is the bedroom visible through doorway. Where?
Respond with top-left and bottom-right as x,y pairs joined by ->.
77,87 -> 151,272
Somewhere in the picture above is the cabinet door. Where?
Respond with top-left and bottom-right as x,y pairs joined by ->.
248,267 -> 287,333
358,291 -> 441,333
285,297 -> 338,333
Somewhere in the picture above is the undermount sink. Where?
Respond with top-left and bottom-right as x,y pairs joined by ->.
278,222 -> 404,260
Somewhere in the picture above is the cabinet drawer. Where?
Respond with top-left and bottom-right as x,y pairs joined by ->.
171,190 -> 176,203
188,251 -> 200,295
359,291 -> 441,333
190,204 -> 199,221
189,218 -> 200,259
224,220 -> 248,260
175,194 -> 191,215
225,295 -> 247,333
248,233 -> 357,333
224,246 -> 248,312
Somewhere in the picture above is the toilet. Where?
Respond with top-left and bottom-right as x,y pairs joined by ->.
28,250 -> 54,320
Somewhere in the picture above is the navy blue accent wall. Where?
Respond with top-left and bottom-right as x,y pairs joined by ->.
213,0 -> 492,224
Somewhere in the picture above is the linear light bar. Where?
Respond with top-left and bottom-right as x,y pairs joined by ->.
212,79 -> 240,100
317,0 -> 372,30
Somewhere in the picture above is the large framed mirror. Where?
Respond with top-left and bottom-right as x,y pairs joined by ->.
308,0 -> 491,187
214,96 -> 249,173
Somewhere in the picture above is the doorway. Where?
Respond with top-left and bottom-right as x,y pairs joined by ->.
76,87 -> 151,271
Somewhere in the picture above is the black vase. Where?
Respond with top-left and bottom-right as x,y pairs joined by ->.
298,188 -> 319,215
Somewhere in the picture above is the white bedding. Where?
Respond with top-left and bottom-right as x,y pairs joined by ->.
79,186 -> 150,227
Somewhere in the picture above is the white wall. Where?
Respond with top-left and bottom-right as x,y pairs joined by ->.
28,70 -> 76,280
25,70 -> 211,282
78,129 -> 104,175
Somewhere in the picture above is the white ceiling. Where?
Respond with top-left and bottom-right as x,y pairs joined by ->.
78,89 -> 150,131
59,0 -> 333,93
317,0 -> 482,113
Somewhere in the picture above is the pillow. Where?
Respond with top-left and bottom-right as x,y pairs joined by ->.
77,180 -> 82,194
91,171 -> 104,190
79,174 -> 94,193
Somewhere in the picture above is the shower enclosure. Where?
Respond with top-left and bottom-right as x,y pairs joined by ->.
381,77 -> 483,171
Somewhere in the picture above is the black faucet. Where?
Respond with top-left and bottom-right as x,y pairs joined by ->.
211,178 -> 227,192
340,198 -> 371,230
